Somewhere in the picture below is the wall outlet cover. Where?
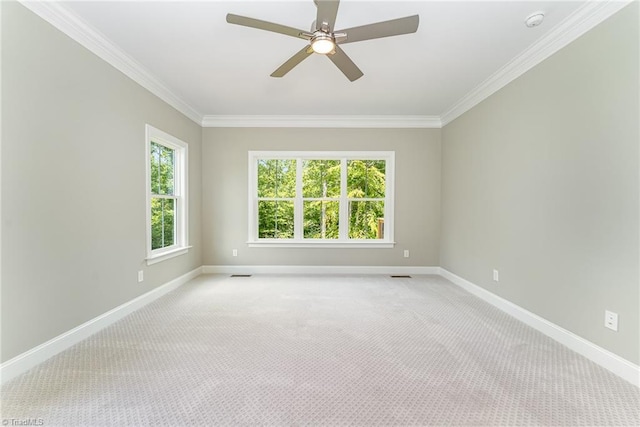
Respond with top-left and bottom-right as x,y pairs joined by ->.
604,310 -> 618,331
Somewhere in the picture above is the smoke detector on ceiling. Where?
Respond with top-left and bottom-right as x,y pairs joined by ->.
525,12 -> 545,28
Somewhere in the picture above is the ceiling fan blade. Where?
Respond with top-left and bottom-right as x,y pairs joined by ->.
338,15 -> 419,44
271,46 -> 313,78
328,45 -> 363,82
226,13 -> 307,39
315,0 -> 340,31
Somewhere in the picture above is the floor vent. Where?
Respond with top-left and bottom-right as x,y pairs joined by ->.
391,275 -> 412,278
230,274 -> 252,277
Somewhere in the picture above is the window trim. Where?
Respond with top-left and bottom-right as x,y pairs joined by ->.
248,151 -> 395,248
145,125 -> 190,264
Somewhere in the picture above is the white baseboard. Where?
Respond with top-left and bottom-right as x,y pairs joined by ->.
439,268 -> 640,387
0,267 -> 202,385
202,265 -> 440,275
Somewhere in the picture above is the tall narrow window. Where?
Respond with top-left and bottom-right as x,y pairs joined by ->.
257,159 -> 296,238
248,151 -> 394,248
302,160 -> 340,239
150,141 -> 176,249
146,125 -> 189,264
347,160 -> 386,239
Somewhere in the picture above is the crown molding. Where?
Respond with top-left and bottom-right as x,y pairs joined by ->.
19,0 -> 203,125
201,115 -> 442,128
440,0 -> 633,126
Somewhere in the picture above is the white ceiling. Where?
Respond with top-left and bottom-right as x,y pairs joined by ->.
52,1 -> 599,123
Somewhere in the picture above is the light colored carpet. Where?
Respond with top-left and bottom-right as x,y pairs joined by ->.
2,274 -> 638,426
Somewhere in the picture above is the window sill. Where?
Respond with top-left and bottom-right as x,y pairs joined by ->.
146,246 -> 192,265
247,241 -> 395,249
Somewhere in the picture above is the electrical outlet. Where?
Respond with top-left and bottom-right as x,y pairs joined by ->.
232,249 -> 238,257
604,310 -> 618,331
403,250 -> 409,258
137,270 -> 144,283
493,269 -> 499,282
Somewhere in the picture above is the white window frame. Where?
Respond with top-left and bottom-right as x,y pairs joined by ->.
248,151 -> 395,248
145,125 -> 190,265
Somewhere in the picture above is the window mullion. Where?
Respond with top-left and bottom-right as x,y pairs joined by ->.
249,155 -> 257,241
385,152 -> 394,243
339,158 -> 348,240
294,158 -> 303,240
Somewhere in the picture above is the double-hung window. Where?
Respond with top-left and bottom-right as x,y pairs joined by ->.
248,151 -> 394,248
145,125 -> 189,264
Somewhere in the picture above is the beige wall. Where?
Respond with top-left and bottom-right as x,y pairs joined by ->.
440,4 -> 639,363
1,2 -> 202,362
202,128 -> 441,267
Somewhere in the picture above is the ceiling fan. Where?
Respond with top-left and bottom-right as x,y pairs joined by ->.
226,0 -> 419,82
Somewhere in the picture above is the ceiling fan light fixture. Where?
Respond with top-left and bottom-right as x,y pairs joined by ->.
311,34 -> 335,54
